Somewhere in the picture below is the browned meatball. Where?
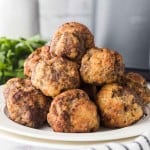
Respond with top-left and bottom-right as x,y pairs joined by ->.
31,57 -> 80,97
97,83 -> 143,128
24,46 -> 51,77
125,72 -> 150,105
47,89 -> 100,133
80,48 -> 124,85
3,78 -> 50,128
50,22 -> 95,62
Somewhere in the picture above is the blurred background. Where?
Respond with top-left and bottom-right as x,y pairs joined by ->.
0,0 -> 150,80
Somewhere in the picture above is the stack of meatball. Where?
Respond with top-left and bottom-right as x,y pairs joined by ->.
3,22 -> 150,132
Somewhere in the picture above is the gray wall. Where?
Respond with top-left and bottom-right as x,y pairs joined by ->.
95,0 -> 150,70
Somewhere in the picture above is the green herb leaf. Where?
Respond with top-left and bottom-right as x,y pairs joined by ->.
0,35 -> 46,84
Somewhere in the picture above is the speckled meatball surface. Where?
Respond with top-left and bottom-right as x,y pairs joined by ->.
47,89 -> 99,133
3,78 -> 50,128
80,48 -> 124,85
125,72 -> 150,105
50,22 -> 95,62
31,57 -> 80,97
97,83 -> 143,128
24,46 -> 51,77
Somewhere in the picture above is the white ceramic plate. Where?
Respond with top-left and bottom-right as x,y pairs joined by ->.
0,129 -> 135,150
0,85 -> 150,142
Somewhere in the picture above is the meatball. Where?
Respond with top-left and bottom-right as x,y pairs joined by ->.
50,22 -> 95,62
47,89 -> 99,133
24,46 -> 51,77
125,72 -> 150,105
31,57 -> 80,97
80,48 -> 124,85
97,83 -> 143,128
3,78 -> 50,128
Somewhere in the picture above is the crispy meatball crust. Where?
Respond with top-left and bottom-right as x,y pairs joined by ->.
31,57 -> 80,97
125,72 -> 150,105
80,48 -> 124,85
50,22 -> 95,62
24,46 -> 51,77
47,89 -> 99,133
3,78 -> 50,128
97,83 -> 143,128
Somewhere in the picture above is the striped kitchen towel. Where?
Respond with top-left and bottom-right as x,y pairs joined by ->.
86,130 -> 150,150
